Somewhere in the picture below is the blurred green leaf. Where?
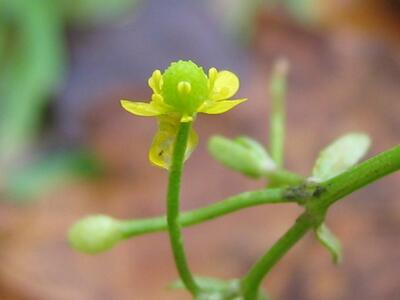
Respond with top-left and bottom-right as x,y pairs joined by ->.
311,133 -> 371,182
0,0 -> 66,163
62,0 -> 139,25
283,0 -> 317,23
214,0 -> 265,43
315,223 -> 342,264
0,0 -> 140,204
4,150 -> 103,202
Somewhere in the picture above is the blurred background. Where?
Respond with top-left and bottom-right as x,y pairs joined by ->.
0,0 -> 399,299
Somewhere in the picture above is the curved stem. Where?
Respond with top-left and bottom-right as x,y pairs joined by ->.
242,145 -> 400,300
242,213 -> 311,299
166,121 -> 199,296
119,188 -> 293,238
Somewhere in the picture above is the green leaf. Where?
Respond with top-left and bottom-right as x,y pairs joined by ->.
0,0 -> 66,162
312,132 -> 371,181
315,223 -> 342,264
208,135 -> 276,178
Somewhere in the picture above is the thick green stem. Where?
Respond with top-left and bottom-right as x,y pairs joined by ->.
166,122 -> 199,296
242,145 -> 400,300
265,169 -> 304,187
119,188 -> 293,238
242,213 -> 311,299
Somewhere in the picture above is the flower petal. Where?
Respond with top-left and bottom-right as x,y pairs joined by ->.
210,71 -> 239,101
198,98 -> 247,114
149,117 -> 198,169
186,127 -> 199,161
149,128 -> 175,169
148,69 -> 163,94
120,100 -> 165,116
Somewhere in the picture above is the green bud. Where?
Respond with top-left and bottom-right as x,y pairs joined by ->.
208,135 -> 276,178
234,136 -> 273,165
68,215 -> 122,254
162,60 -> 208,115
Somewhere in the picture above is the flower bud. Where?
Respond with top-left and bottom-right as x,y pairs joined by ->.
208,135 -> 276,178
68,215 -> 122,254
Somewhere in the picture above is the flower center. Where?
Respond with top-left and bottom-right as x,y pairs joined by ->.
161,60 -> 208,115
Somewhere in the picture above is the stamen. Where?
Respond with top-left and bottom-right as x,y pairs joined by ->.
208,67 -> 218,90
149,70 -> 163,93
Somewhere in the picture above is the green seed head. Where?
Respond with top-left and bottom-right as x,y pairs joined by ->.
161,60 -> 208,115
68,215 -> 122,254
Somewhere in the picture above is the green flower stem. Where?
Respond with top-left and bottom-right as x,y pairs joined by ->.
119,188 -> 294,238
269,60 -> 288,168
242,145 -> 400,300
166,121 -> 199,296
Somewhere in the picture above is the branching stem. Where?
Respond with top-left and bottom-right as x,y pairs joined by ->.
241,145 -> 400,299
119,188 -> 295,238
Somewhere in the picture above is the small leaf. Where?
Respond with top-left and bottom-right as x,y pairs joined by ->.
315,223 -> 342,264
312,132 -> 371,181
208,135 -> 275,178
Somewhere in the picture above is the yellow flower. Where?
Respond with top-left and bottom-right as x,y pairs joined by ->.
121,60 -> 247,169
